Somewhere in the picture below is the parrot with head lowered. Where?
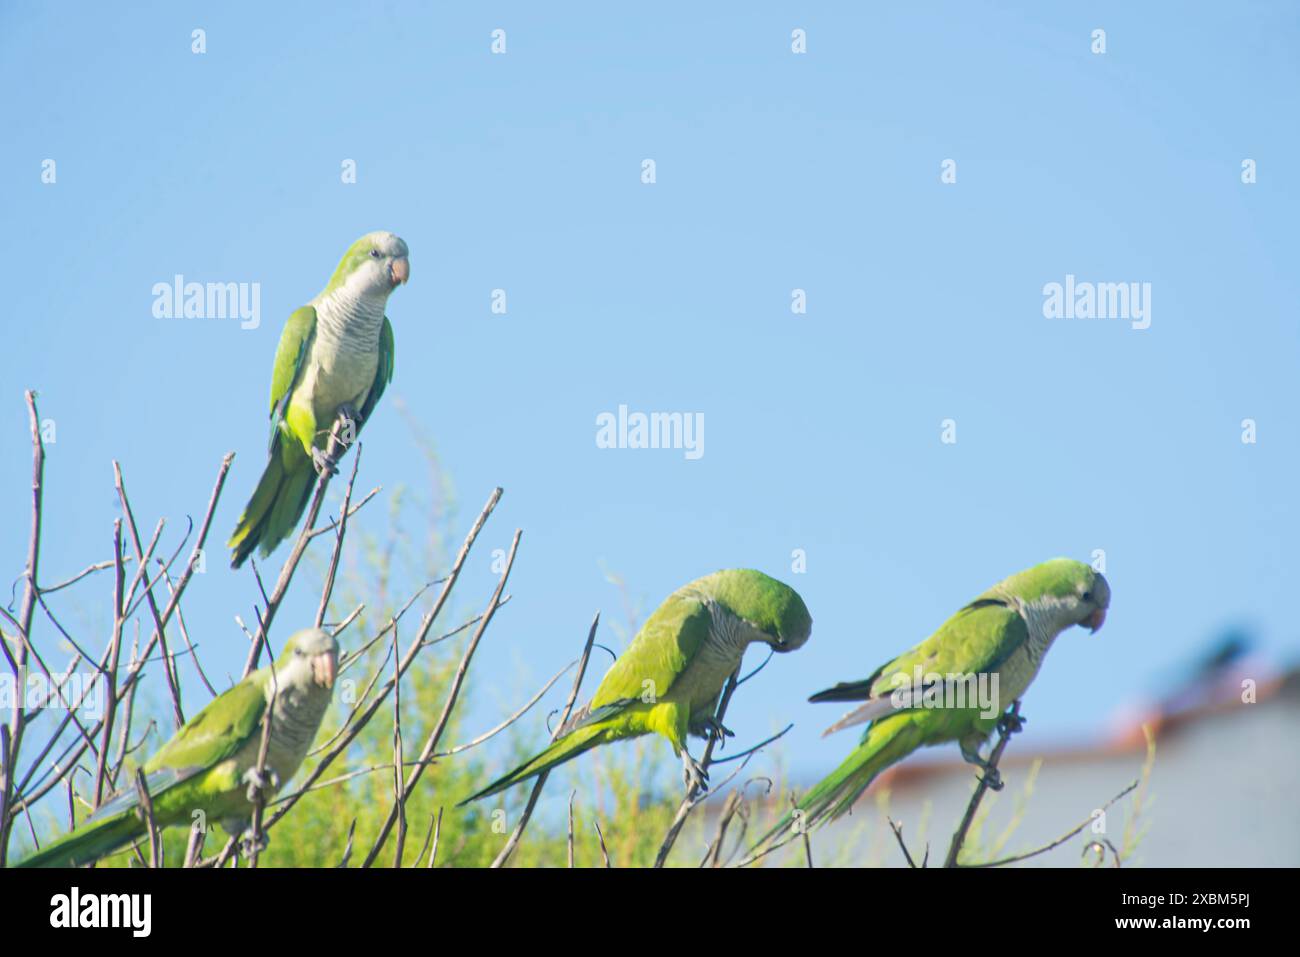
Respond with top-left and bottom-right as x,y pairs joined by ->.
460,569 -> 812,804
228,231 -> 409,568
754,558 -> 1109,849
18,628 -> 338,868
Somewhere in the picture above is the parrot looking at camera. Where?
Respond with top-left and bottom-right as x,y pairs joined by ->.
228,231 -> 409,568
459,569 -> 812,804
18,628 -> 339,868
754,558 -> 1109,850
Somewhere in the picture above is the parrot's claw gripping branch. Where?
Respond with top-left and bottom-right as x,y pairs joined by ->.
978,766 -> 1004,792
695,717 -> 735,746
311,410 -> 356,477
238,830 -> 270,860
311,446 -> 341,478
997,710 -> 1026,736
337,403 -> 360,441
944,700 -> 1025,867
242,767 -> 279,805
681,753 -> 710,794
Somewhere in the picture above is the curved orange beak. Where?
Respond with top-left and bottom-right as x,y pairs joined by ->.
389,257 -> 410,286
1084,608 -> 1107,633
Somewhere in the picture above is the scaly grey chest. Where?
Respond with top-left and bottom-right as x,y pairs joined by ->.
231,681 -> 332,794
295,289 -> 387,425
997,602 -> 1068,703
672,600 -> 755,718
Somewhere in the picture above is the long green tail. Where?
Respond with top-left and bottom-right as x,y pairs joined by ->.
228,442 -> 314,569
458,724 -> 610,805
753,712 -> 925,852
16,810 -> 143,868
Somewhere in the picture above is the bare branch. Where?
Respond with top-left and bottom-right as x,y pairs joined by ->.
315,443 -> 363,629
491,611 -> 600,868
134,769 -> 161,868
593,818 -> 611,868
240,417 -> 354,676
0,391 -> 46,865
115,461 -> 185,729
967,779 -> 1139,868
654,663 -> 747,868
434,657 -> 575,759
362,528 -> 522,867
888,816 -> 919,868
700,790 -> 744,868
567,791 -> 577,868
258,487 -> 502,835
944,700 -> 1022,868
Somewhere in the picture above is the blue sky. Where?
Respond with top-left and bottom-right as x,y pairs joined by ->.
1,1 -> 1297,795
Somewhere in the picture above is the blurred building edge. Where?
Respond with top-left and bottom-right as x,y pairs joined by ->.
729,660 -> 1300,867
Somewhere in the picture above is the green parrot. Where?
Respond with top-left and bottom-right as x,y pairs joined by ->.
18,628 -> 339,868
460,569 -> 812,804
756,558 -> 1109,848
228,231 -> 409,568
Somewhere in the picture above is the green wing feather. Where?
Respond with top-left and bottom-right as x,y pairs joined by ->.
17,675 -> 268,867
757,600 -> 1029,850
228,307 -> 318,567
267,305 -> 317,444
810,598 -> 1027,706
586,593 -> 711,711
358,316 -> 394,425
459,594 -> 712,804
144,672 -> 267,773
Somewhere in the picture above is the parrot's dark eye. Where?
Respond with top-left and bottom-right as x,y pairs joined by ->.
369,249 -> 381,258
1082,591 -> 1093,602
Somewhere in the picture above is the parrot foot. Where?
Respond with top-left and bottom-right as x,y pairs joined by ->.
311,446 -> 341,477
977,766 -> 1004,792
694,717 -> 735,746
681,752 -> 710,795
242,766 -> 280,805
997,710 -> 1026,736
959,739 -> 1004,791
238,830 -> 270,859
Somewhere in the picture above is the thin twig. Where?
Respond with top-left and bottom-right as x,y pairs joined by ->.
362,529 -> 523,867
427,808 -> 443,867
943,700 -> 1022,868
700,790 -> 744,868
967,780 -> 1139,868
115,462 -> 185,729
491,612 -> 600,868
390,623 -> 406,867
567,791 -> 577,868
315,444 -> 362,628
653,665 -> 744,869
240,417 -> 354,676
92,523 -> 126,808
434,657 -> 576,759
593,818 -> 611,868
0,392 -> 46,865
888,816 -> 919,868
9,453 -> 233,817
134,769 -> 161,868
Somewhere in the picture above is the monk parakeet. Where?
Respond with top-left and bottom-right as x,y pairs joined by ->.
18,628 -> 339,868
460,569 -> 812,803
756,558 -> 1109,847
228,231 -> 409,568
